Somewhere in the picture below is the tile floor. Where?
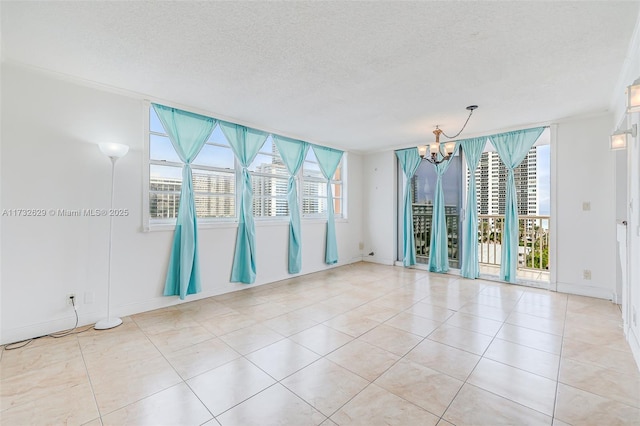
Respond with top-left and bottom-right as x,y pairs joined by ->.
1,263 -> 639,425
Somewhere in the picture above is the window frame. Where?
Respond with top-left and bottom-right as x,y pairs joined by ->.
143,101 -> 347,231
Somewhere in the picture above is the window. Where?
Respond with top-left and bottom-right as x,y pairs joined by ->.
147,105 -> 346,226
249,136 -> 289,217
149,108 -> 236,221
301,149 -> 344,218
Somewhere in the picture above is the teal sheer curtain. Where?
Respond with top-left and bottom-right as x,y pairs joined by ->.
312,145 -> 344,264
219,122 -> 268,284
459,137 -> 488,279
273,136 -> 309,274
152,104 -> 216,299
428,143 -> 460,273
395,148 -> 422,266
489,127 -> 545,282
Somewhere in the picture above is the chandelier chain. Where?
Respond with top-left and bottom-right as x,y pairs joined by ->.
439,108 -> 475,139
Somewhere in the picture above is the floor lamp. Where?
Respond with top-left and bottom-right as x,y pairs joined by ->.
95,142 -> 129,330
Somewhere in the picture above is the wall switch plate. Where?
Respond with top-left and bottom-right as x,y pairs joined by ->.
582,270 -> 592,280
582,202 -> 591,211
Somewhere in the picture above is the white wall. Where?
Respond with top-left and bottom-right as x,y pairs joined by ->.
0,63 -> 364,344
611,14 -> 640,369
362,151 -> 396,265
554,114 -> 617,299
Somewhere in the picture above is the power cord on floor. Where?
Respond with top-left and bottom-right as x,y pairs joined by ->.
2,295 -> 93,351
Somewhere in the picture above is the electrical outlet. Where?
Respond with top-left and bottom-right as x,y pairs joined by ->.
582,202 -> 591,211
582,270 -> 592,280
358,242 -> 364,250
66,293 -> 76,306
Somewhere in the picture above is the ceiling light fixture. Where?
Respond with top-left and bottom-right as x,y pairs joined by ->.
418,105 -> 478,165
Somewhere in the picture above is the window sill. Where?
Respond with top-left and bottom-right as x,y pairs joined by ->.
144,217 -> 348,232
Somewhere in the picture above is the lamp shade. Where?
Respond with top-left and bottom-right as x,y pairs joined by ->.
610,131 -> 627,150
99,143 -> 129,159
418,145 -> 428,158
628,77 -> 640,113
444,142 -> 456,155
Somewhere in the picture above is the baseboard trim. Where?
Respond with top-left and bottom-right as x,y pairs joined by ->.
555,282 -> 614,300
626,328 -> 640,372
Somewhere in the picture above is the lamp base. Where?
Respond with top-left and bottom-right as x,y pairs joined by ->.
94,317 -> 123,330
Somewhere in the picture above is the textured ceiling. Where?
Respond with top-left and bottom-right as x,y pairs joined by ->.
2,1 -> 639,152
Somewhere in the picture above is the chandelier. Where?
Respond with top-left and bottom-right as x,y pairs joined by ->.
418,105 -> 478,165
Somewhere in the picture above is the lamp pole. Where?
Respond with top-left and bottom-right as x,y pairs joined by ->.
95,143 -> 129,330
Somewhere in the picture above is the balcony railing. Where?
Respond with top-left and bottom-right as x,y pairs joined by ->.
477,215 -> 550,271
412,204 -> 459,268
412,206 -> 550,281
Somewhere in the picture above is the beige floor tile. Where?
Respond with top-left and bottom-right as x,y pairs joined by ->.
445,311 -> 503,336
405,302 -> 455,322
427,324 -> 493,355
187,357 -> 275,416
0,337 -> 83,380
289,324 -> 353,355
564,311 -> 624,333
176,298 -> 236,322
479,285 -> 524,301
198,310 -> 258,336
467,358 -> 557,416
330,383 -> 439,426
233,301 -> 290,321
326,339 -> 400,381
90,355 -> 182,414
496,323 -> 562,354
246,338 -> 320,380
562,323 -> 629,351
566,295 -> 622,321
561,337 -> 639,375
358,324 -> 423,356
146,324 -> 215,354
0,357 -> 89,411
101,382 -> 212,426
512,301 -> 566,321
323,312 -> 380,337
375,359 -> 463,416
164,337 -> 240,379
484,338 -> 560,380
218,323 -> 283,355
0,382 -> 99,425
132,308 -> 198,335
457,302 -> 512,321
263,312 -> 319,336
348,302 -> 400,323
443,383 -> 552,426
3,263 -> 637,425
405,339 -> 480,381
559,358 -> 640,408
419,294 -> 472,311
554,383 -> 640,425
383,311 -> 440,337
217,383 -> 326,426
282,358 -> 369,416
292,303 -> 348,323
506,311 -> 564,336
